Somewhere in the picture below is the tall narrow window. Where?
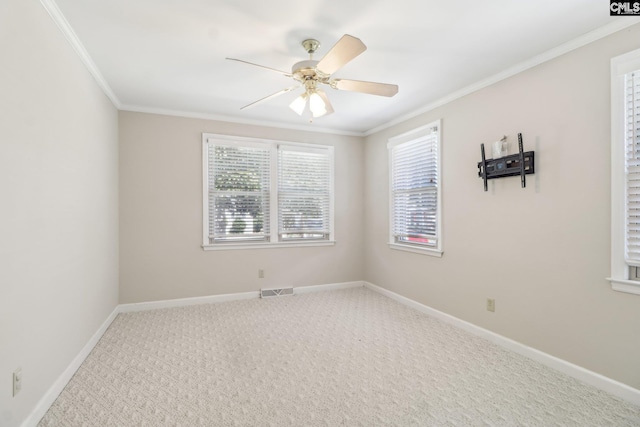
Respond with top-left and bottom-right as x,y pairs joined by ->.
388,121 -> 442,256
278,145 -> 333,240
203,134 -> 335,250
625,70 -> 640,266
206,140 -> 271,244
609,48 -> 640,295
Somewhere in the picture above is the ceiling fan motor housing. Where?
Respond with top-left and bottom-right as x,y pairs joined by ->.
291,60 -> 328,83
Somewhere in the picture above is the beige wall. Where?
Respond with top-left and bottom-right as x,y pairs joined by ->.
0,0 -> 119,425
364,24 -> 640,389
118,112 -> 364,303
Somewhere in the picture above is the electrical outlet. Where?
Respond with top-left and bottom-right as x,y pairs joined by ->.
486,298 -> 495,312
13,368 -> 22,397
258,269 -> 264,279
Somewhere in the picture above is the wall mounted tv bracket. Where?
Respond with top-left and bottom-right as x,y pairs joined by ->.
477,133 -> 535,191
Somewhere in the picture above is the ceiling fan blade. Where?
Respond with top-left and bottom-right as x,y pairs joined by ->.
240,86 -> 299,110
316,90 -> 334,116
332,79 -> 398,97
226,58 -> 292,78
316,35 -> 366,76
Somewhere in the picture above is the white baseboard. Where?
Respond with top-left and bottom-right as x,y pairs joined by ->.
118,281 -> 365,313
21,306 -> 120,427
294,281 -> 364,295
118,290 -> 260,313
363,281 -> 640,406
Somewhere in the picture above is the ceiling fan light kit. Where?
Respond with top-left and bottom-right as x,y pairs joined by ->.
227,34 -> 398,121
289,93 -> 308,115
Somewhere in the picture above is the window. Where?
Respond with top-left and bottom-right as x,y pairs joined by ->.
609,48 -> 640,295
388,120 -> 442,256
278,145 -> 332,240
203,134 -> 334,249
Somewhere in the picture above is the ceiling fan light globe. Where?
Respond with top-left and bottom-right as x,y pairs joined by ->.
289,94 -> 308,115
309,92 -> 327,117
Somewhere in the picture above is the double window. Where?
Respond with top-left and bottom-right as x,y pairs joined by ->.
203,134 -> 334,249
610,48 -> 640,295
388,120 -> 442,256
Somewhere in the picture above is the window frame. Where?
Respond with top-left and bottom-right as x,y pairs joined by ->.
277,144 -> 333,242
609,48 -> 640,295
387,120 -> 443,257
202,133 -> 335,251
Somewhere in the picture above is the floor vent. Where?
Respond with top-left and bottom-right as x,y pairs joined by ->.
260,288 -> 294,298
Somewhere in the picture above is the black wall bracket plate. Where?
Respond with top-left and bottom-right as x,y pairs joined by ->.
477,133 -> 535,191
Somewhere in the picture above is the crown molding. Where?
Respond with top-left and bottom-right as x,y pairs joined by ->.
119,104 -> 365,137
39,0 -> 121,108
37,0 -> 359,136
365,19 -> 640,136
39,0 -> 638,138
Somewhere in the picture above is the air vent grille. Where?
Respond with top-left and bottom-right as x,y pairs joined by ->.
260,288 -> 294,298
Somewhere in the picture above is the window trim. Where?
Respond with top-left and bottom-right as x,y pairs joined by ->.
609,48 -> 640,295
202,133 -> 335,250
387,120 -> 443,257
277,144 -> 334,242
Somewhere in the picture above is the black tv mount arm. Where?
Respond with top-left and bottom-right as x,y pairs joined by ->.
478,133 -> 535,191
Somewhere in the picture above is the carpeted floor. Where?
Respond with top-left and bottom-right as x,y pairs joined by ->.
39,287 -> 640,426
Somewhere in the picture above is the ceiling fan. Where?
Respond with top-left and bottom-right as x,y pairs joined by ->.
226,35 -> 398,120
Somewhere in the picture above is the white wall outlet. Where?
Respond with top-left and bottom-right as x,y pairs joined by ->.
258,269 -> 264,279
13,368 -> 22,397
486,298 -> 496,312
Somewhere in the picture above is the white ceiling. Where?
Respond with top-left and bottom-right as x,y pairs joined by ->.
51,0 -> 630,135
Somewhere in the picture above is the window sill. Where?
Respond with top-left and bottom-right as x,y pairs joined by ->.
203,241 -> 336,251
606,278 -> 640,295
389,242 -> 443,257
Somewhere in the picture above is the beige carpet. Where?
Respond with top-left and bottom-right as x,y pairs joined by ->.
39,287 -> 640,426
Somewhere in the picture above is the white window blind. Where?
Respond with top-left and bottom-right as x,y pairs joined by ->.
609,48 -> 640,294
203,134 -> 335,249
278,145 -> 332,240
207,142 -> 271,243
625,70 -> 640,265
389,124 -> 440,249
